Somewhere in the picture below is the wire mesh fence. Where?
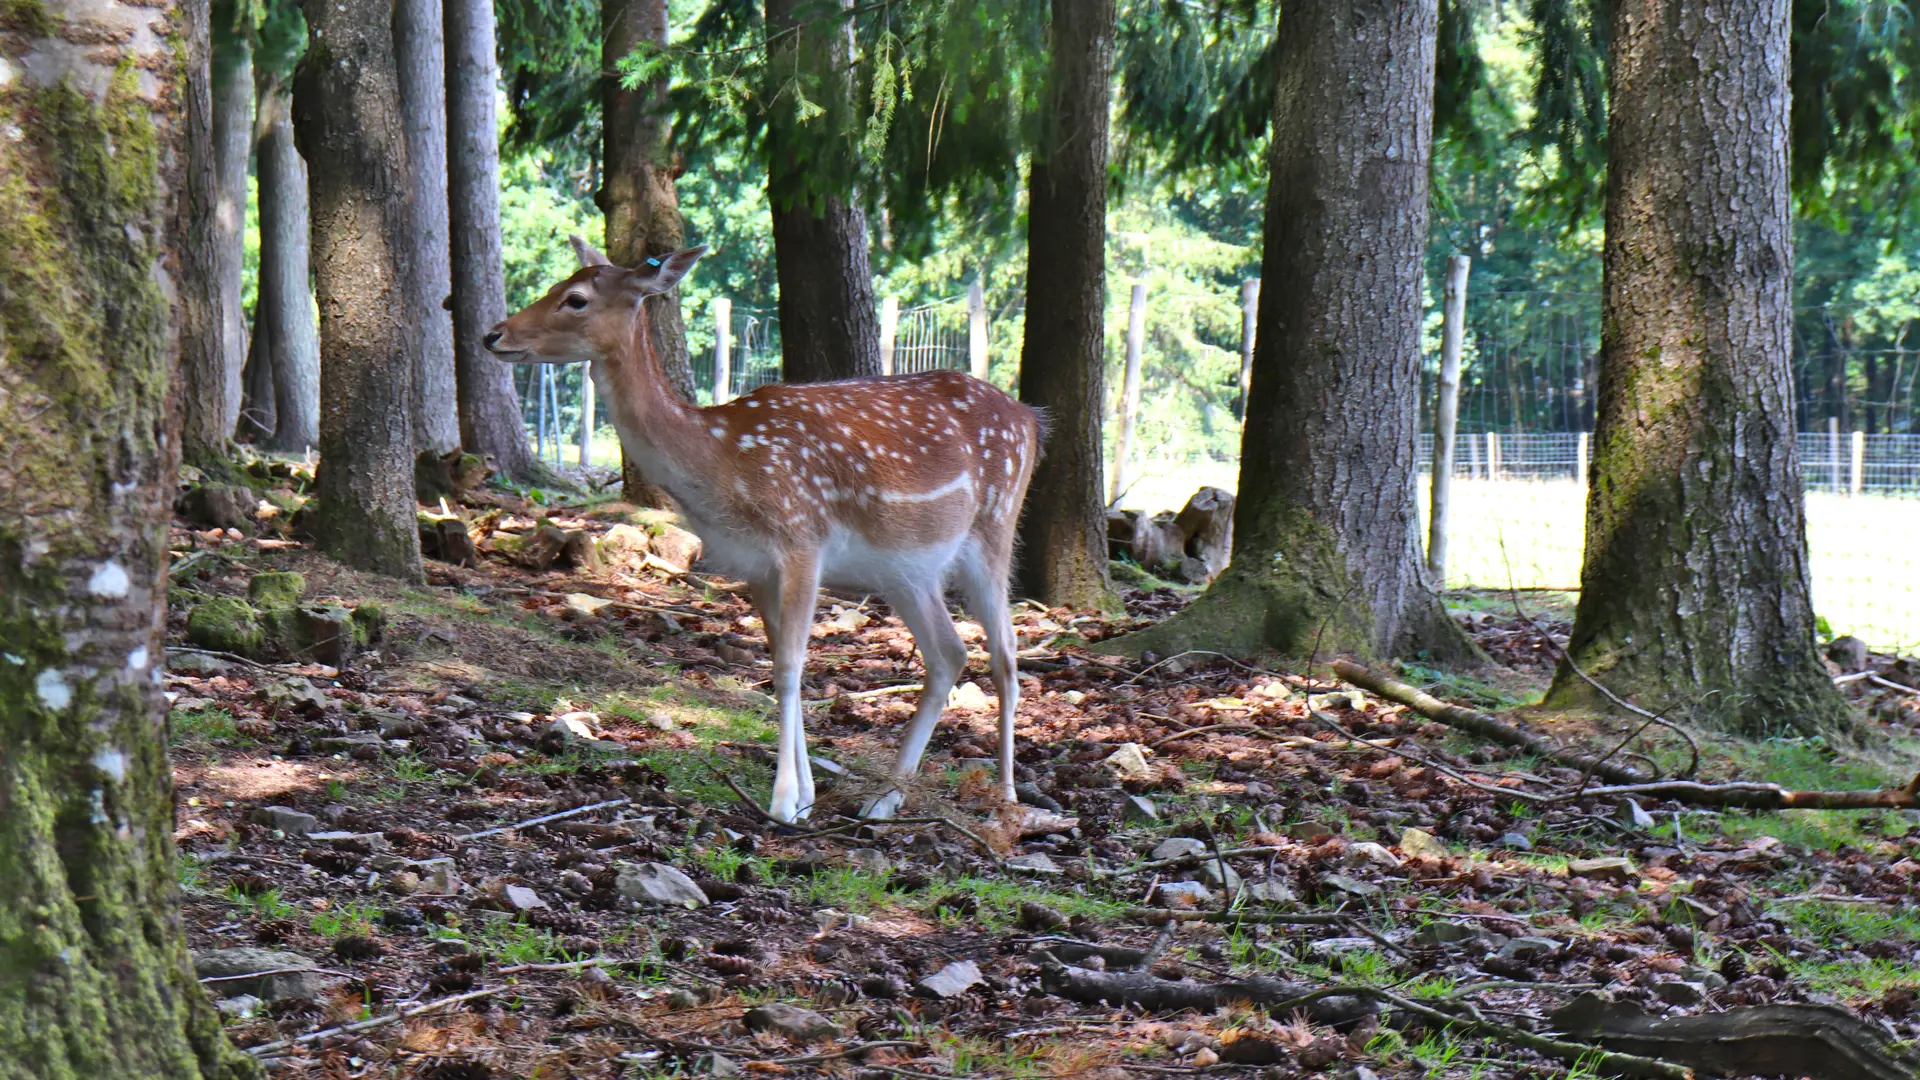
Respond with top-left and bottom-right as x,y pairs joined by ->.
892,297 -> 971,376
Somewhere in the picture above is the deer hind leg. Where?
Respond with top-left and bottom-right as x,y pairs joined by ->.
957,541 -> 1019,804
760,558 -> 820,824
861,582 -> 967,820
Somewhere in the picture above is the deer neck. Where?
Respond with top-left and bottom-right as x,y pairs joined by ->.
587,305 -> 717,504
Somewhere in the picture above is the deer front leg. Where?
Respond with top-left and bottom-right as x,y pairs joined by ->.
862,584 -> 968,820
761,558 -> 820,824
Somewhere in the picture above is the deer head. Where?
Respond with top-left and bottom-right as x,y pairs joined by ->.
483,237 -> 707,364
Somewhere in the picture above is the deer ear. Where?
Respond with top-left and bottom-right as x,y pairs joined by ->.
632,245 -> 708,295
569,234 -> 611,268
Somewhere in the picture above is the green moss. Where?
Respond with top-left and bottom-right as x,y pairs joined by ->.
246,571 -> 307,607
185,597 -> 265,656
0,0 -> 57,35
350,602 -> 386,644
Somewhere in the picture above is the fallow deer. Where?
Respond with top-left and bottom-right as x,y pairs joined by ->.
485,238 -> 1042,824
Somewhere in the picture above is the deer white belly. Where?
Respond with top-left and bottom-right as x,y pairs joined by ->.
819,525 -> 964,593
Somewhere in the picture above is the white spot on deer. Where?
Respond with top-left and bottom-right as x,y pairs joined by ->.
36,669 -> 71,710
746,399 -> 762,408
734,478 -> 749,497
877,472 -> 974,504
93,747 -> 127,781
88,561 -> 130,597
737,435 -> 755,450
710,425 -> 726,438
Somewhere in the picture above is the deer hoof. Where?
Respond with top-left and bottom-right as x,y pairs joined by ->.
860,789 -> 905,821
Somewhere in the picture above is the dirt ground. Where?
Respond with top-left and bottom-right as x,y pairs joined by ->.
163,475 -> 1920,1080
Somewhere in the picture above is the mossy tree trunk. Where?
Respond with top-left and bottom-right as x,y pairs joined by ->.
444,0 -> 539,483
1113,0 -> 1474,664
394,0 -> 460,453
0,4 -> 259,1076
254,79 -> 321,454
1542,0 -> 1849,737
178,0 -> 232,472
294,0 -> 425,581
763,0 -> 882,385
605,0 -> 691,505
1014,0 -> 1117,611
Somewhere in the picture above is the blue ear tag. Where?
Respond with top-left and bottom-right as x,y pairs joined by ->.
646,257 -> 662,267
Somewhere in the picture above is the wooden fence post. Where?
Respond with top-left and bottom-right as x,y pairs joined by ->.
1828,416 -> 1842,493
1426,254 -> 1469,581
578,372 -> 595,467
1576,430 -> 1590,488
1487,431 -> 1501,481
1237,278 -> 1260,418
967,280 -> 988,380
712,297 -> 732,404
1110,282 -> 1149,504
1851,428 -> 1866,496
879,296 -> 898,376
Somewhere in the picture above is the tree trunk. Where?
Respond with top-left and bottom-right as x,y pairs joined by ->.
1013,0 -> 1118,610
179,0 -> 247,470
1543,0 -> 1847,736
0,4 -> 258,1076
763,0 -> 881,385
1114,0 -> 1474,663
255,82 -> 321,454
444,0 -> 539,482
212,0 -> 251,436
394,0 -> 460,452
604,0 -> 694,503
295,0 -> 426,581
237,309 -> 277,440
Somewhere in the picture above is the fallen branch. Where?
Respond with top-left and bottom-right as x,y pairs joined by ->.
1556,779 -> 1920,811
245,985 -> 508,1056
1123,908 -> 1350,927
455,797 -> 632,840
1037,961 -> 1377,1027
1308,708 -> 1550,804
1549,992 -> 1920,1080
1333,661 -> 1650,785
1091,846 -> 1284,880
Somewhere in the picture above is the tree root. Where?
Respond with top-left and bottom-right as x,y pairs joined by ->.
1549,992 -> 1920,1080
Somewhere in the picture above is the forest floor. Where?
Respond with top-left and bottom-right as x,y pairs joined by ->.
165,464 -> 1920,1080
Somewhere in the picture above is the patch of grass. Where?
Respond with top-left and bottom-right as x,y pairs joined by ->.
1398,661 -> 1528,710
177,853 -> 206,894
800,866 -> 897,913
632,746 -> 769,805
603,686 -> 774,744
229,887 -> 295,921
1788,956 -> 1920,1001
311,901 -> 381,939
388,754 -> 434,783
1780,901 -> 1920,948
924,876 -> 1127,931
325,779 -> 349,800
171,705 -> 250,747
478,920 -> 572,965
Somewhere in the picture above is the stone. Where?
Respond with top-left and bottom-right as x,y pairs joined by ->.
177,483 -> 257,533
1827,635 -> 1871,673
1413,921 -> 1485,946
247,571 -> 308,607
194,948 -> 329,1000
845,848 -> 890,873
1151,837 -> 1208,861
1498,832 -> 1534,852
1398,827 -> 1449,860
1497,936 -> 1562,962
565,593 -> 614,617
1618,798 -> 1656,831
1154,881 -> 1214,906
261,678 -> 329,712
378,712 -> 426,739
947,682 -> 991,711
552,711 -> 600,739
913,959 -> 983,999
1007,853 -> 1060,872
215,994 -> 265,1019
1288,821 -> 1334,841
1320,873 -> 1380,898
186,596 -> 266,656
1652,980 -> 1708,1006
1104,742 -> 1153,781
167,650 -> 232,675
615,862 -> 709,908
696,1052 -> 743,1078
599,523 -> 651,559
1198,857 -> 1243,893
744,1002 -> 840,1043
1681,966 -> 1729,990
647,522 -> 704,570
1246,878 -> 1298,904
1348,842 -> 1403,869
1123,795 -> 1161,824
1568,857 -> 1637,884
504,885 -> 547,912
251,805 -> 318,836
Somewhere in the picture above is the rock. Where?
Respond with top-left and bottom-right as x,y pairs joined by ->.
1104,742 -> 1153,781
1414,921 -> 1486,946
1012,806 -> 1079,838
1007,853 -> 1060,872
647,522 -> 703,570
1123,795 -> 1161,824
177,483 -> 257,532
1287,821 -> 1334,841
947,681 -> 992,711
193,948 -> 328,1000
1568,857 -> 1637,884
1320,873 -> 1380,898
1151,837 -> 1208,861
186,596 -> 265,656
845,848 -> 890,873
1246,878 -> 1298,904
504,885 -> 547,912
598,523 -> 652,560
552,711 -> 600,739
1154,881 -> 1214,906
913,959 -> 983,999
250,805 -> 318,836
247,571 -> 308,607
1174,486 -> 1235,581
261,678 -> 329,712
1198,857 -> 1243,893
378,712 -> 426,739
168,650 -> 232,675
565,593 -> 614,617
696,1052 -> 743,1078
1618,798 -> 1656,831
290,605 -> 358,667
615,862 -> 709,909
1498,832 -> 1534,851
1398,827 -> 1449,859
1652,980 -> 1708,1006
1347,842 -> 1403,869
1827,635 -> 1871,673
215,994 -> 265,1019
1307,937 -> 1380,959
744,1003 -> 840,1043
1497,936 -> 1562,962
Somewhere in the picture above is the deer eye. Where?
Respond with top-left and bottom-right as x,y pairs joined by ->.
562,293 -> 589,311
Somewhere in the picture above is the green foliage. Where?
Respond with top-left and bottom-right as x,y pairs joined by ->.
310,901 -> 380,939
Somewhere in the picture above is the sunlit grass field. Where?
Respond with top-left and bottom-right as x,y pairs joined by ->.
1119,460 -> 1920,653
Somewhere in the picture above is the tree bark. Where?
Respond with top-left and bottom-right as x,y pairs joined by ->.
180,0 -> 246,469
0,4 -> 258,1075
444,0 -> 539,482
1543,0 -> 1848,736
604,0 -> 693,503
763,0 -> 881,384
394,0 -> 460,452
255,82 -> 321,454
212,0 -> 251,436
237,308 -> 277,440
1013,0 -> 1119,609
1114,0 -> 1473,662
295,0 -> 426,581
